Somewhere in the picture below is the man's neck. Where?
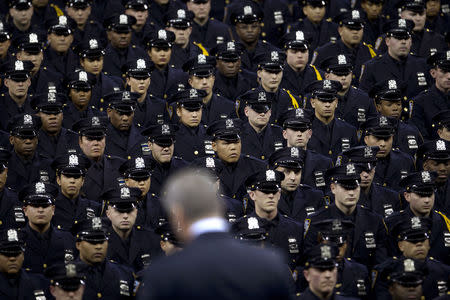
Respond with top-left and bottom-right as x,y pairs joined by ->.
341,39 -> 358,49
44,128 -> 61,137
203,93 -> 213,104
249,122 -> 267,134
337,87 -> 349,97
13,20 -> 31,32
29,222 -> 51,234
114,226 -> 132,240
132,24 -> 144,32
315,113 -> 334,125
310,288 -> 333,300
411,207 -> 430,218
0,52 -> 7,60
242,39 -> 258,51
335,201 -> 356,216
361,185 -> 371,195
62,189 -> 79,200
89,155 -> 103,162
194,17 -> 208,26
388,50 -> 407,62
255,207 -> 277,221
16,150 -> 35,161
262,84 -> 278,93
436,83 -> 450,94
137,92 -> 147,103
77,22 -> 87,31
155,64 -> 167,71
9,93 -> 27,106
74,102 -> 89,111
289,63 -> 306,73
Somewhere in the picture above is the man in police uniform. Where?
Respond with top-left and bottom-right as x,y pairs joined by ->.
145,29 -> 188,99
360,0 -> 388,46
268,147 -> 325,224
412,51 -> 450,141
305,80 -> 358,161
232,169 -> 303,270
104,92 -> 146,159
182,54 -> 236,125
359,19 -> 431,99
6,113 -> 54,191
123,59 -> 168,128
279,30 -> 323,98
6,0 -> 45,42
239,89 -> 283,161
73,217 -> 135,299
45,262 -> 86,300
52,150 -> 101,232
20,181 -> 76,274
0,228 -> 48,299
168,88 -> 210,162
73,116 -> 125,201
141,123 -> 188,196
103,14 -> 147,78
304,163 -> 389,269
361,115 -> 416,191
385,171 -> 450,265
32,92 -> 79,159
432,110 -> 450,141
425,0 -> 450,35
206,118 -> 267,200
210,41 -> 258,101
125,0 -> 155,48
0,22 -> 12,66
279,108 -> 333,191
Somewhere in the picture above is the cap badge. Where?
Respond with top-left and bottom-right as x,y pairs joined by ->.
59,16 -> 68,26
446,50 -> 450,60
337,54 -> 347,65
421,171 -> 431,183
158,29 -> 167,40
66,264 -> 77,277
271,51 -> 279,61
346,163 -> 356,175
364,146 -> 373,158
332,219 -> 342,232
291,147 -> 299,158
225,119 -> 234,129
161,124 -> 170,135
388,79 -> 397,90
29,33 -> 38,43
398,19 -> 407,28
189,88 -> 198,98
295,31 -> 304,41
119,14 -> 128,25
91,116 -> 100,126
320,245 -> 332,259
243,5 -> 253,15
295,108 -> 304,118
89,39 -> 98,49
137,59 -> 146,69
411,216 -> 421,229
177,9 -> 186,19
197,54 -> 206,64
258,91 -> 266,101
379,116 -> 388,126
247,217 -> 259,229
205,157 -> 215,168
404,259 -> 415,272
23,114 -> 33,125
135,157 -> 145,169
15,60 -> 24,71
79,71 -> 88,82
35,182 -> 46,194
92,217 -> 102,230
226,41 -> 235,51
7,229 -> 18,242
0,22 -> 3,32
266,170 -> 276,181
436,140 -> 446,151
68,154 -> 79,166
47,92 -> 56,103
122,91 -> 131,101
323,80 -> 332,89
351,10 -> 360,19
120,187 -> 130,199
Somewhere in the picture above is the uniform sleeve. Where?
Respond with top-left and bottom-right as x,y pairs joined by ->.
410,95 -> 431,140
358,63 -> 374,93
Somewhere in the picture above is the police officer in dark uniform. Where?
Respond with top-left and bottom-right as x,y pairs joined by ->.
320,53 -> 378,129
147,0 -> 185,29
239,89 -> 284,160
279,108 -> 333,191
103,185 -> 162,273
123,59 -> 168,128
0,21 -> 13,67
77,37 -> 123,112
154,217 -> 182,256
62,70 -> 104,129
432,110 -> 450,141
210,41 -> 258,101
20,181 -> 76,274
125,0 -> 156,48
73,116 -> 125,201
6,0 -> 46,42
44,16 -> 80,77
45,262 -> 86,300
412,51 -> 450,141
304,162 -> 389,269
306,80 -> 358,161
425,0 -> 450,36
141,123 -> 189,196
359,19 -> 431,99
0,228 -> 48,299
6,113 -> 54,191
73,217 -> 135,300
338,146 -> 402,218
104,91 -> 146,159
279,30 -> 324,98
103,13 -> 147,78
30,0 -> 60,31
384,171 -> 450,265
361,115 -> 416,191
268,147 -> 326,223
52,150 -> 101,232
145,29 -> 188,99
360,0 -> 388,46
182,54 -> 236,125
168,88 -> 211,162
232,169 -> 303,270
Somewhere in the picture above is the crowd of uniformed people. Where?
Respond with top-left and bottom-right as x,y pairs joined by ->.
0,0 -> 449,298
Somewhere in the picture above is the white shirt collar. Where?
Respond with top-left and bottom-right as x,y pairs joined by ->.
189,217 -> 229,238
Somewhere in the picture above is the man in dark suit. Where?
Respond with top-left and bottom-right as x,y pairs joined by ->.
138,168 -> 294,300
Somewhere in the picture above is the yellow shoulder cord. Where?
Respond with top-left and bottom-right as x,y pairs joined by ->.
50,4 -> 64,17
193,42 -> 209,56
364,43 -> 377,58
310,64 -> 323,80
285,89 -> 299,109
436,211 -> 450,232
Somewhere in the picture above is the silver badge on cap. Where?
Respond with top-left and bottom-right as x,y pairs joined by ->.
271,51 -> 279,61
121,187 -> 130,199
92,217 -> 102,230
436,140 -> 446,151
332,219 -> 342,231
47,92 -> 56,103
29,33 -> 38,43
446,50 -> 450,60
258,91 -> 266,102
291,147 -> 299,158
227,42 -> 235,51
295,31 -> 304,41
7,229 -> 18,242
225,119 -> 234,129
320,245 -> 332,259
346,163 -> 356,175
411,216 -> 421,229
295,108 -> 304,118
398,19 -> 407,28
15,60 -> 24,71
161,124 -> 170,135
91,116 -> 100,126
404,259 -> 415,272
68,154 -> 79,166
364,146 -> 373,158
135,157 -> 145,169
66,264 -> 77,277
119,14 -> 128,25
122,91 -> 131,101
247,217 -> 259,229
351,10 -> 360,19
379,116 -> 388,126
198,54 -> 206,64
323,80 -> 332,89
266,170 -> 276,181
0,22 -> 3,32
177,9 -> 186,19
137,59 -> 146,69
59,16 -> 68,26
205,157 -> 215,168
243,5 -> 253,15
89,39 -> 98,49
23,114 -> 33,125
35,182 -> 46,193
421,171 -> 431,183
337,54 -> 347,65
79,71 -> 88,82
158,29 -> 167,40
388,79 -> 397,90
189,88 -> 198,98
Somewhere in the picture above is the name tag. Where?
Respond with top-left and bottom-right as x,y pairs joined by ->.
288,238 -> 299,254
357,108 -> 366,123
274,141 -> 283,151
305,207 -> 315,216
407,135 -> 418,150
119,280 -> 130,296
14,206 -> 25,223
444,232 -> 450,247
274,11 -> 284,24
314,171 -> 326,188
364,232 -> 376,249
383,204 -> 394,218
341,138 -> 350,151
417,72 -> 427,86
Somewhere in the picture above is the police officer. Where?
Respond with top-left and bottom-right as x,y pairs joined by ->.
124,59 -> 168,127
6,0 -> 45,42
52,150 -> 101,231
6,113 -> 54,191
412,51 -> 450,141
0,59 -> 34,131
72,116 -> 125,201
0,21 -> 12,66
268,147 -> 326,223
182,54 -> 236,125
45,262 -> 86,300
432,110 -> 450,141
104,91 -> 146,159
231,169 -> 303,270
154,218 -> 182,256
210,41 -> 258,101
147,0 -> 185,29
44,16 -> 80,77
104,185 -> 162,273
185,0 -> 232,49
206,118 -> 267,200
359,19 -> 431,99
339,146 -> 402,218
369,79 -> 423,156
304,163 -> 389,269
168,88 -> 210,162
289,0 -> 339,52
32,92 -> 79,159
315,11 -> 377,86
361,115 -> 416,191
320,53 -> 378,129
62,70 -> 103,128
77,37 -> 123,112
124,0 -> 156,48
30,0 -> 60,31
103,14 -> 147,78
145,29 -> 188,100
279,108 -> 333,191
141,123 -> 188,196
239,89 -> 284,160
20,181 -> 76,274
360,0 -> 388,46
425,0 -> 450,35
0,228 -> 48,299
306,80 -> 358,161
73,217 -> 135,299
385,171 -> 450,265
279,30 -> 323,98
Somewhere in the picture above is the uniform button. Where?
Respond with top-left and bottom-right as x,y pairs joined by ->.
164,94 -> 167,99
97,293 -> 102,298
100,99 -> 104,103
262,32 -> 266,37
43,264 -> 47,268
194,150 -> 199,155
261,155 -> 265,159
328,150 -> 332,155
